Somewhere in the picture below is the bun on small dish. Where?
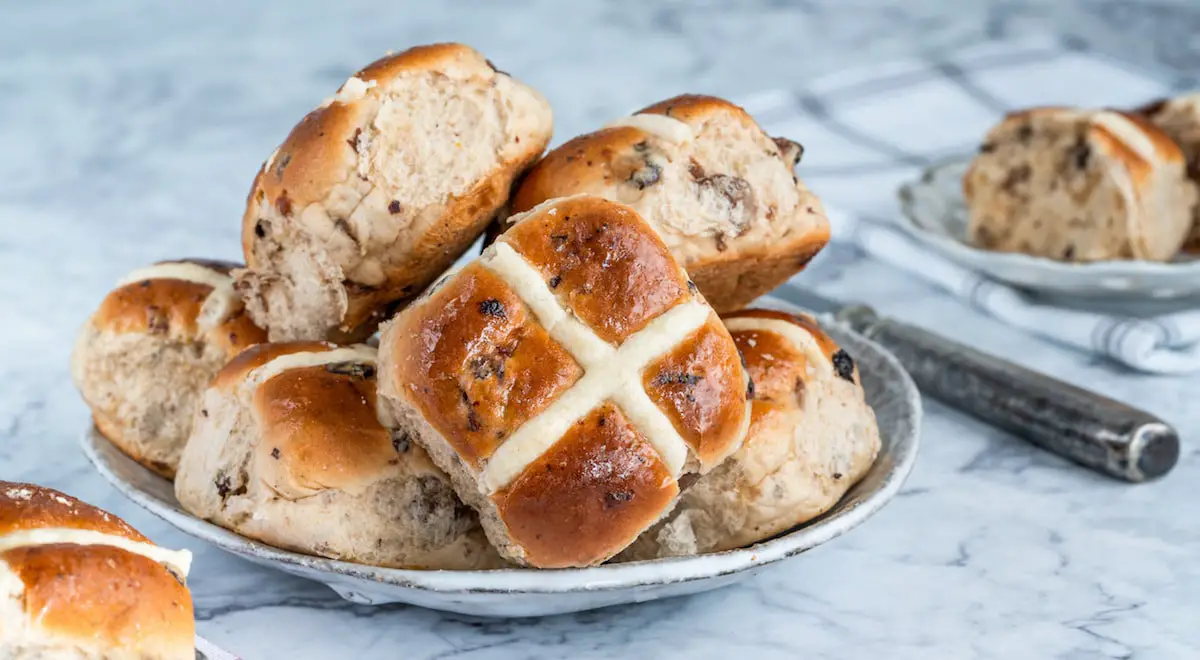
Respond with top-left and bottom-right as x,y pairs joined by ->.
377,195 -> 752,568
963,107 -> 1194,261
0,481 -> 194,659
174,341 -> 503,570
621,309 -> 880,560
237,42 -> 554,342
507,94 -> 830,312
71,259 -> 267,478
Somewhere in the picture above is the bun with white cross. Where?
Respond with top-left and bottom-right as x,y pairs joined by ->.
620,309 -> 881,560
507,94 -> 830,313
235,43 -> 554,343
1137,93 -> 1200,252
0,481 -> 194,659
377,195 -> 753,568
964,107 -> 1196,262
174,341 -> 503,570
71,259 -> 268,479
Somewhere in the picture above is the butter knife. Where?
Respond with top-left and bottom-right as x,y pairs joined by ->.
775,284 -> 1180,482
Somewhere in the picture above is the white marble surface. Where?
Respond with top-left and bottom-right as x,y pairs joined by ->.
1,1 -> 1198,658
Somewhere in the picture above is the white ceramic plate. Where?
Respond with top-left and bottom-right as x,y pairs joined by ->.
897,156 -> 1200,302
81,297 -> 921,618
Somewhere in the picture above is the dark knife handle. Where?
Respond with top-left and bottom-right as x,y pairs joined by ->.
836,305 -> 1179,482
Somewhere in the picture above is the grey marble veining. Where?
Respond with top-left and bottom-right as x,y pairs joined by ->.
1,1 -> 1197,658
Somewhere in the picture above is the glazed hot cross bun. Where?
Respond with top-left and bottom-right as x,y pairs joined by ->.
237,42 -> 554,342
174,342 -> 502,570
507,94 -> 830,312
622,309 -> 881,560
71,259 -> 267,478
964,107 -> 1195,261
377,195 -> 753,568
0,482 -> 194,659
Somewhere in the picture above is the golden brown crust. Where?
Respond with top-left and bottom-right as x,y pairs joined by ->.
3,544 -> 193,654
213,309 -> 270,355
730,329 -> 809,403
340,157 -> 518,331
90,259 -> 265,350
0,482 -> 146,541
93,279 -> 209,339
509,127 -> 646,215
502,196 -> 689,343
1089,124 -> 1154,186
356,42 -> 486,82
254,365 -> 396,493
384,263 -> 583,468
1087,111 -> 1185,190
724,308 -> 849,450
243,104 -> 369,243
636,93 -> 754,125
642,318 -> 749,466
491,404 -> 678,568
1111,111 -> 1185,162
686,232 -> 828,312
213,340 -> 335,390
723,309 -> 842,361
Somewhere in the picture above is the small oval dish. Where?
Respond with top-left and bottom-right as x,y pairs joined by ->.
81,297 -> 921,618
897,156 -> 1200,301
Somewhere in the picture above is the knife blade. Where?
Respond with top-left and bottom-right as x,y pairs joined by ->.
774,284 -> 1179,482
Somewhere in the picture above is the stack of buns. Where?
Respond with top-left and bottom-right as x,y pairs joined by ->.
964,94 -> 1200,262
72,42 -> 881,573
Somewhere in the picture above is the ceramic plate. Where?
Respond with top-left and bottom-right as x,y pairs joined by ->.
81,296 -> 921,618
897,156 -> 1200,302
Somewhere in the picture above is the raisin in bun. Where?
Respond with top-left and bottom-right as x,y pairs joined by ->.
1137,93 -> 1200,251
621,310 -> 880,560
0,482 -> 194,659
174,342 -> 502,569
71,259 -> 267,479
377,195 -> 752,568
963,107 -> 1195,261
237,42 -> 554,342
506,94 -> 830,312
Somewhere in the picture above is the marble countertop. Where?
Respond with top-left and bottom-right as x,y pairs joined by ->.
2,1 -> 1197,658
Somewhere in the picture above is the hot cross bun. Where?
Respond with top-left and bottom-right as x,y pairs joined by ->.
964,107 -> 1195,261
71,259 -> 267,478
0,482 -> 194,659
236,42 -> 554,342
621,310 -> 880,560
505,94 -> 830,312
377,195 -> 752,568
174,342 -> 502,570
